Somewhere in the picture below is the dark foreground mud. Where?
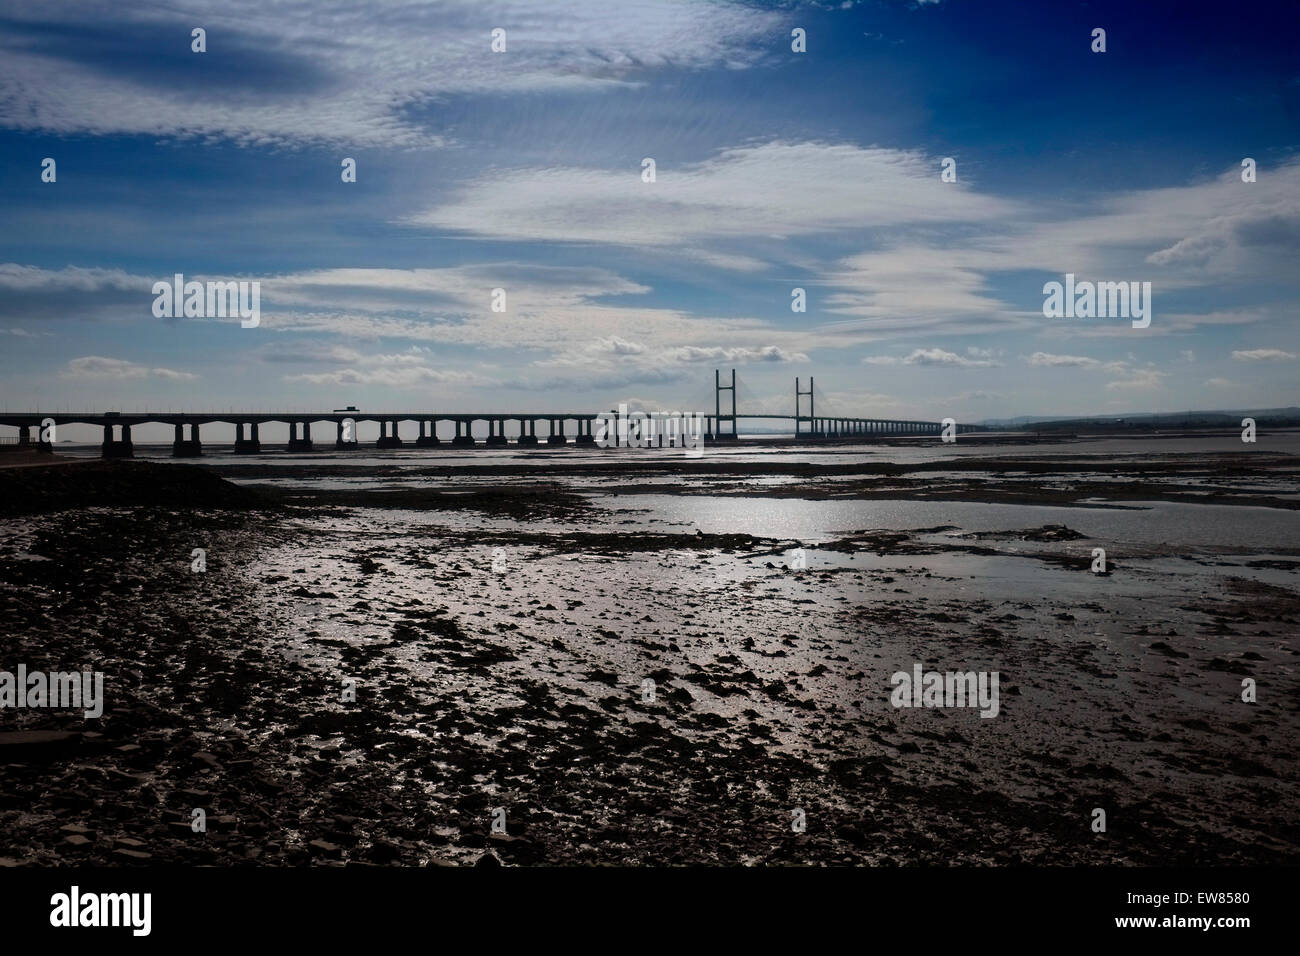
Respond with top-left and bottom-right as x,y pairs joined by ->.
1,459 -> 1297,866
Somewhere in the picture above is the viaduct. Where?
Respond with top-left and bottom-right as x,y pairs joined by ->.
1,370 -> 982,457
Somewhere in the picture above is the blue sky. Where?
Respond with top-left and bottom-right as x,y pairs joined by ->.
1,0 -> 1297,428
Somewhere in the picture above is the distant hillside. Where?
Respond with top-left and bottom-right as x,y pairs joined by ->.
979,408 -> 1300,431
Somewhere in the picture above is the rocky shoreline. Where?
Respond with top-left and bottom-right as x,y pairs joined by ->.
1,458 -> 1297,866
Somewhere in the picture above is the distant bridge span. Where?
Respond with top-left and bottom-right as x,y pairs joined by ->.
0,370 -> 982,457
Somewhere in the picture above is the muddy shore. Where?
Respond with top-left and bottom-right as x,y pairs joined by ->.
1,456 -> 1297,866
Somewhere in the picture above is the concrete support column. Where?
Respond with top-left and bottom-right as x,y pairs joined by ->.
574,417 -> 596,445
288,420 -> 313,452
518,417 -> 539,446
101,423 -> 133,459
377,419 -> 403,449
334,419 -> 357,450
486,417 -> 508,446
451,419 -> 476,448
172,421 -> 201,458
236,421 -> 262,454
416,418 -> 439,448
548,418 -> 566,446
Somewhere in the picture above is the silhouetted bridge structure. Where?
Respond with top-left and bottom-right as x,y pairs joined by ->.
2,370 -> 982,457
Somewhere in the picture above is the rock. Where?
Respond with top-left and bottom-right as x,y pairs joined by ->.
474,852 -> 502,867
366,840 -> 404,863
0,730 -> 83,761
191,751 -> 222,770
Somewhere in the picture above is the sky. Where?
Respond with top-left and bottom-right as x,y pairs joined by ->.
1,0 -> 1297,432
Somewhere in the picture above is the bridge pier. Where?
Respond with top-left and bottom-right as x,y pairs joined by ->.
101,423 -> 134,458
517,418 -> 539,446
334,418 -> 358,450
574,417 -> 596,445
450,419 -> 476,447
375,419 -> 403,449
485,418 -> 508,447
547,418 -> 566,446
287,420 -> 315,451
171,422 -> 202,457
234,421 -> 262,454
415,419 -> 440,448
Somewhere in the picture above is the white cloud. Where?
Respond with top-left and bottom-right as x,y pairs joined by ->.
0,263 -> 144,293
61,356 -> 197,380
1105,368 -> 1166,391
820,161 -> 1300,338
1232,348 -> 1296,361
1025,352 -> 1099,368
283,366 -> 479,387
0,0 -> 783,148
862,347 -> 999,368
406,141 -> 1018,246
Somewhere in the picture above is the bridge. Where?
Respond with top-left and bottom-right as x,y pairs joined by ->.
0,370 -> 981,457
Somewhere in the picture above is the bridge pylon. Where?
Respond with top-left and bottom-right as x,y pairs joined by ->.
711,368 -> 738,441
795,376 -> 816,439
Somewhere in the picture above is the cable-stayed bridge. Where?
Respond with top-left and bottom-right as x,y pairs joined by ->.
1,369 -> 983,457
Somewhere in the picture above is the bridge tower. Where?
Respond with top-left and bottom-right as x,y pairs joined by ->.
713,368 -> 738,441
795,376 -> 814,439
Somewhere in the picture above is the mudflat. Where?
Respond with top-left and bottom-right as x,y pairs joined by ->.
1,450 -> 1296,866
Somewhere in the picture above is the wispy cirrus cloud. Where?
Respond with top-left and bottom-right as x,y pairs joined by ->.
60,355 -> 197,381
863,347 -> 1000,368
0,0 -> 783,148
405,141 -> 1018,247
1025,352 -> 1100,368
1232,348 -> 1296,361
